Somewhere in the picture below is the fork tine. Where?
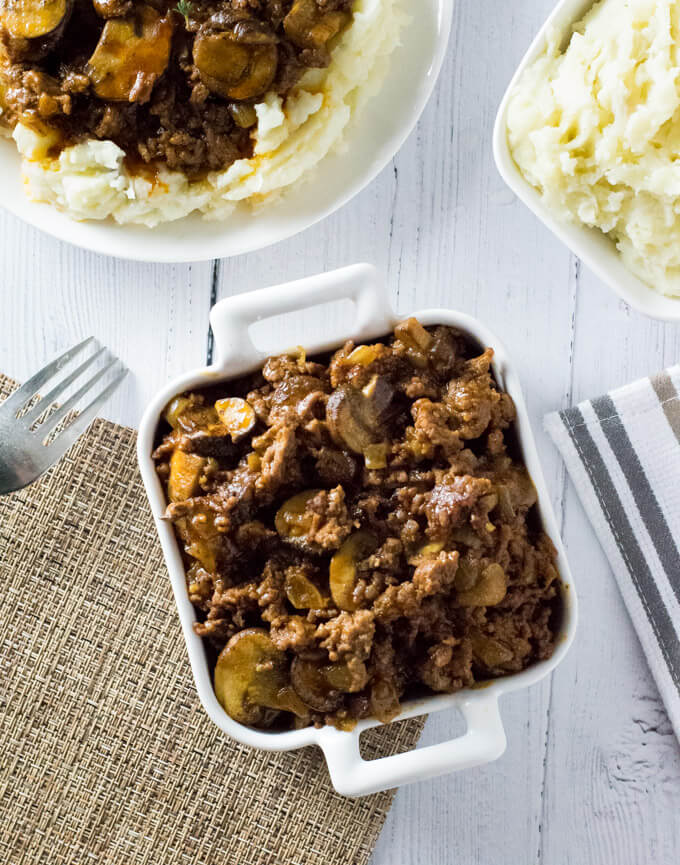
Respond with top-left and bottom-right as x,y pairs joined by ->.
38,357 -> 122,438
23,347 -> 109,427
44,368 -> 128,458
0,337 -> 98,417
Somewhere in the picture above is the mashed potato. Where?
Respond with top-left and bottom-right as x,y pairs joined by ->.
11,0 -> 407,227
507,0 -> 680,296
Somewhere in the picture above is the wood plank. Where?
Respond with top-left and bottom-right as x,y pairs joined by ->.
540,263 -> 680,865
0,212 -> 214,428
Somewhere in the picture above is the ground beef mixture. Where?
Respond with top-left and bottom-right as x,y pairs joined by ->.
0,0 -> 354,176
153,319 -> 562,730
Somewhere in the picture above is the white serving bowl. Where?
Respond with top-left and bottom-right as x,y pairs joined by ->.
0,1 -> 452,263
493,0 -> 680,322
137,263 -> 577,797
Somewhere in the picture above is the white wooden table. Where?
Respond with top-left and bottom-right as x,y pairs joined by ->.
2,1 -> 679,862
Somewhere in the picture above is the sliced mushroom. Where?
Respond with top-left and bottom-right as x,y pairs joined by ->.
274,489 -> 320,548
326,380 -> 394,454
87,5 -> 173,103
173,401 -> 219,433
232,18 -> 277,45
361,375 -> 394,414
325,658 -> 368,693
329,530 -> 378,611
193,30 -> 248,94
291,658 -> 368,713
193,28 -> 277,100
167,450 -> 206,502
284,568 -> 328,610
283,0 -> 350,49
0,0 -> 68,36
270,375 -> 327,412
182,429 -> 238,460
163,395 -> 192,430
291,658 -> 343,712
214,629 -> 308,726
315,448 -> 357,486
456,563 -> 507,607
0,0 -> 73,60
214,397 -> 256,440
207,6 -> 249,31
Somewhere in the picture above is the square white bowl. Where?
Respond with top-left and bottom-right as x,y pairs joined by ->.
137,263 -> 577,796
493,0 -> 680,322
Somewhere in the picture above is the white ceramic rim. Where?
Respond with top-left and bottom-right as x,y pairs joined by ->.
137,263 -> 578,797
492,0 -> 680,322
0,1 -> 453,263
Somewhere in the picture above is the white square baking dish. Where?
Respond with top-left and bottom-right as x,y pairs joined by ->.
492,0 -> 680,322
137,263 -> 577,797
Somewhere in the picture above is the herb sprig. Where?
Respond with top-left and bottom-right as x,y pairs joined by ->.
175,0 -> 193,24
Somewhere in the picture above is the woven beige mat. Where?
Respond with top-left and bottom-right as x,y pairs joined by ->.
0,374 -> 424,865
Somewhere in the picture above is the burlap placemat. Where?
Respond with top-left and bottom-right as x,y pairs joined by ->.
0,373 -> 424,865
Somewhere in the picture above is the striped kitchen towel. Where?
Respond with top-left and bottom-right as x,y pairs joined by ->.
545,367 -> 680,742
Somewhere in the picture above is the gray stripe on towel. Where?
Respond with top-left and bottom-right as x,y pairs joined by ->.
591,395 -> 680,601
651,371 -> 680,445
562,407 -> 680,690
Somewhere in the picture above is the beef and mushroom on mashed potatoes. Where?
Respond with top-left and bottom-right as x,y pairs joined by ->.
507,0 -> 680,298
0,0 -> 406,225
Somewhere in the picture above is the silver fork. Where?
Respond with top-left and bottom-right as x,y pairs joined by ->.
0,338 -> 127,495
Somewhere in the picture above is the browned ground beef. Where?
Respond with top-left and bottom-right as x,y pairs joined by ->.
0,0 -> 354,177
153,320 -> 562,730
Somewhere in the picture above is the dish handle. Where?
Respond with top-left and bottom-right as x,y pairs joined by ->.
318,693 -> 507,797
208,263 -> 394,367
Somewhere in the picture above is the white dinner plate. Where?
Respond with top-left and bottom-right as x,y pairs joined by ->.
0,1 -> 453,263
